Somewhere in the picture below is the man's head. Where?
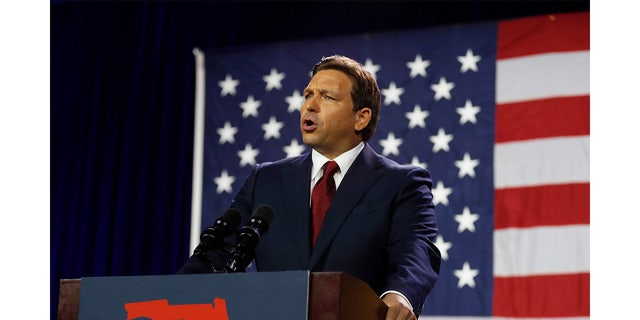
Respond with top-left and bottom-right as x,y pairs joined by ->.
300,55 -> 381,159
311,55 -> 381,141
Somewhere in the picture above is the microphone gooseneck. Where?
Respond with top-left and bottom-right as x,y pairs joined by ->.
225,205 -> 275,273
193,208 -> 242,272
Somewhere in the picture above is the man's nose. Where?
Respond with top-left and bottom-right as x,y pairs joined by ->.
303,96 -> 319,112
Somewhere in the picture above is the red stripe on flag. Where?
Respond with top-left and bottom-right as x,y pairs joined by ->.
497,11 -> 590,59
495,183 -> 590,229
493,273 -> 590,317
494,11 -> 590,319
496,95 -> 590,143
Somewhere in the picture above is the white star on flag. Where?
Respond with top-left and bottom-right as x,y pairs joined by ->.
381,82 -> 405,106
430,76 -> 455,101
362,58 -> 381,78
431,180 -> 452,206
379,132 -> 403,156
430,128 -> 453,153
263,68 -> 285,91
240,95 -> 261,118
405,104 -> 429,129
454,261 -> 479,288
434,235 -> 452,260
283,139 -> 306,158
261,116 -> 284,140
455,152 -> 480,178
218,74 -> 239,96
410,156 -> 427,169
237,143 -> 259,167
456,99 -> 481,125
457,49 -> 482,73
286,90 -> 305,113
455,206 -> 480,233
217,121 -> 238,144
406,54 -> 431,78
214,170 -> 236,194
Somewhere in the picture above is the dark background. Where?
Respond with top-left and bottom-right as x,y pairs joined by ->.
51,1 -> 589,319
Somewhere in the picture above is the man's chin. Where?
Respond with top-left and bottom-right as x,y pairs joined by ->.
302,141 -> 316,149
301,135 -> 316,147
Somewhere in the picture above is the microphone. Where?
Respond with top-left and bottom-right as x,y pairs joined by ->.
193,208 -> 242,272
225,205 -> 275,273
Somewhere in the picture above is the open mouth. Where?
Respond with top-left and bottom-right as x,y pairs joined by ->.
302,118 -> 317,131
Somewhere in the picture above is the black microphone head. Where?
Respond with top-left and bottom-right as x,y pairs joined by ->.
251,205 -> 274,233
200,208 -> 242,246
252,205 -> 274,223
218,208 -> 242,229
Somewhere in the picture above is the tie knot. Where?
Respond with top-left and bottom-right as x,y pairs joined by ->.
323,161 -> 339,177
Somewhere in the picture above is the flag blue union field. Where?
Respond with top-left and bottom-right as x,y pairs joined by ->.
194,12 -> 589,319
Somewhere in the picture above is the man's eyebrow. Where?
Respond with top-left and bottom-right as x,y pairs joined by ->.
304,86 -> 340,95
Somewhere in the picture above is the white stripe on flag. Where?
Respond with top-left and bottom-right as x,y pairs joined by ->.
494,225 -> 590,276
494,135 -> 590,189
496,51 -> 590,104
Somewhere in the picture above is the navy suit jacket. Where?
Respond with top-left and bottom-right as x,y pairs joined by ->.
179,143 -> 441,314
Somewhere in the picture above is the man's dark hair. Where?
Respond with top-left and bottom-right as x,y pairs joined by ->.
312,55 -> 381,142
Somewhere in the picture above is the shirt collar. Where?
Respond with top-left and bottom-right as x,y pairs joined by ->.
311,141 -> 365,180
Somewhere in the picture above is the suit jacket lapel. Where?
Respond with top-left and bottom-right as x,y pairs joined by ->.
281,154 -> 313,268
309,144 -> 383,269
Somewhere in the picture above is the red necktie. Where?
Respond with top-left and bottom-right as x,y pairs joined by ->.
311,161 -> 339,247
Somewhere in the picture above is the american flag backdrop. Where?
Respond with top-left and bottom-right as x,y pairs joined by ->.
190,11 -> 589,318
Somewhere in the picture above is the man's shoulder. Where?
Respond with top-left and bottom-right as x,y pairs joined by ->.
257,153 -> 310,169
361,145 -> 431,180
363,144 -> 427,171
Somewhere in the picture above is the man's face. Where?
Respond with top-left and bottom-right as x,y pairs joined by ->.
300,69 -> 369,159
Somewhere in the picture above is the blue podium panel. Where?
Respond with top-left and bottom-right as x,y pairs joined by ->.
78,271 -> 310,320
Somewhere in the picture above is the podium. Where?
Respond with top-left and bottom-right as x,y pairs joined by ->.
58,271 -> 387,320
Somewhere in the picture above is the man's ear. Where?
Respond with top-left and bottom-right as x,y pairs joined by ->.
355,108 -> 372,131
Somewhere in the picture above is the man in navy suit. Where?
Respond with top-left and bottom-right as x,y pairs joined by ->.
179,55 -> 441,320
